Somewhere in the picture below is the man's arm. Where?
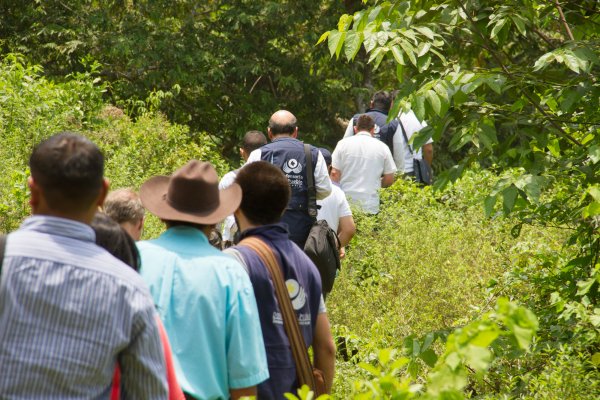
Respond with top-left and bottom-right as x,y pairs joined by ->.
312,313 -> 336,394
314,151 -> 332,200
381,173 -> 395,188
330,168 -> 341,183
230,387 -> 257,399
381,144 -> 397,188
119,300 -> 168,399
337,215 -> 356,248
422,143 -> 433,166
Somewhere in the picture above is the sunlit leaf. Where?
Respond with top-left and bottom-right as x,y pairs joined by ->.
327,30 -> 343,58
316,31 -> 330,45
425,90 -> 441,115
344,31 -> 362,61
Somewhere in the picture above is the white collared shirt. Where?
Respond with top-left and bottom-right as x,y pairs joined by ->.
332,132 -> 397,214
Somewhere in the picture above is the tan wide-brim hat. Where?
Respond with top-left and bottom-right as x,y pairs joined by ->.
140,160 -> 241,225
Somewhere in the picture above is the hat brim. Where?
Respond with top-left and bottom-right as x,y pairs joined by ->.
140,175 -> 242,225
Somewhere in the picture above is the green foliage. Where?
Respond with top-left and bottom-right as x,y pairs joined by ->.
323,1 -> 600,397
0,0 -> 366,153
0,55 -> 228,235
328,173 -> 565,398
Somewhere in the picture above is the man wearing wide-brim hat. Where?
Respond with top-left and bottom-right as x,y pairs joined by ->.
137,160 -> 269,400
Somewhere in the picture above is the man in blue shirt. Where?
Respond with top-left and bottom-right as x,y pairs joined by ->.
0,133 -> 167,399
138,160 -> 269,400
226,161 -> 336,398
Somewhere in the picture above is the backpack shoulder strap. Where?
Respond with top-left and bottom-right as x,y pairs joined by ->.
0,234 -> 7,277
398,118 -> 414,155
239,237 -> 317,391
304,144 -> 318,219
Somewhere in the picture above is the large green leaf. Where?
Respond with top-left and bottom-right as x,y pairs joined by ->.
327,30 -> 343,58
391,45 -> 406,65
502,185 -> 518,214
398,39 -> 417,66
344,31 -> 362,61
425,90 -> 441,116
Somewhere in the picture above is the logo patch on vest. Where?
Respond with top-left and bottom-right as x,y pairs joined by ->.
272,278 -> 311,326
282,158 -> 303,174
286,279 -> 307,310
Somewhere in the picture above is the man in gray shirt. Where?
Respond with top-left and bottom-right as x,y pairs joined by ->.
0,133 -> 167,399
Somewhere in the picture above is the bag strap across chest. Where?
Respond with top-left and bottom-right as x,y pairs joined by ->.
238,237 -> 318,392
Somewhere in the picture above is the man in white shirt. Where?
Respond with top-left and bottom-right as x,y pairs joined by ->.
219,131 -> 267,247
343,91 -> 433,175
396,110 -> 433,176
317,148 -> 355,258
332,114 -> 397,214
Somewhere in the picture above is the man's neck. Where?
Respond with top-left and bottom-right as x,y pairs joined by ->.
271,134 -> 293,140
235,212 -> 260,233
367,107 -> 389,115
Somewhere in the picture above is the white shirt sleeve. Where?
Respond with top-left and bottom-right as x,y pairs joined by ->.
331,142 -> 342,170
382,145 -> 398,175
219,170 -> 237,190
392,123 -> 405,172
338,190 -> 352,218
314,151 -> 332,200
318,295 -> 327,313
245,149 -> 262,164
343,120 -> 354,138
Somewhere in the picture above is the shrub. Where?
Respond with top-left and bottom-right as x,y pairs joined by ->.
0,55 -> 229,236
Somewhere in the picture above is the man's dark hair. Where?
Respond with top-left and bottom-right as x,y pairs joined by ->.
29,132 -> 104,212
235,161 -> 290,225
242,130 -> 267,153
356,114 -> 376,132
371,90 -> 393,112
268,115 -> 297,135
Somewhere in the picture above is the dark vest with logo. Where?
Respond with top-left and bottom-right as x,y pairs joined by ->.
353,108 -> 398,154
232,224 -> 322,399
260,137 -> 319,247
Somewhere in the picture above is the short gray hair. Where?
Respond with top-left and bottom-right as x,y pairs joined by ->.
104,188 -> 145,224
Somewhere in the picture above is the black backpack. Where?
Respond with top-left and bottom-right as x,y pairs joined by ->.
302,144 -> 341,295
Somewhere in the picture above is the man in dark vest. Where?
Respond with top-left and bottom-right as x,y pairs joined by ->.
225,161 -> 335,398
344,90 -> 433,176
246,110 -> 332,248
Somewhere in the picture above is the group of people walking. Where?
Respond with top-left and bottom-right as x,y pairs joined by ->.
0,90 -> 431,399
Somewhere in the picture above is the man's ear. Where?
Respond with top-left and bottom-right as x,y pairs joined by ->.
240,147 -> 249,161
267,128 -> 274,141
28,176 -> 40,209
291,127 -> 299,139
96,178 -> 109,208
353,126 -> 359,135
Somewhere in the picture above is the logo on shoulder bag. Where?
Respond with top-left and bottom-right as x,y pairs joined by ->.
283,158 -> 303,174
